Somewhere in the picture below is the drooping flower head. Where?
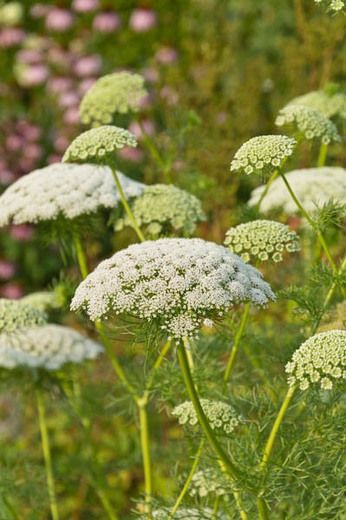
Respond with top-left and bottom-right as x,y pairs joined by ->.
0,325 -> 103,370
288,88 -> 346,119
71,238 -> 275,338
79,72 -> 147,126
0,298 -> 47,333
285,330 -> 346,391
0,163 -> 143,226
224,220 -> 300,263
248,167 -> 346,216
275,105 -> 340,144
172,399 -> 242,434
230,135 -> 296,178
62,126 -> 137,164
190,468 -> 227,498
115,184 -> 206,237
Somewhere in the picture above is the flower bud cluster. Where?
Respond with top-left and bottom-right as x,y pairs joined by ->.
172,399 -> 242,434
190,468 -> 227,498
0,298 -> 46,333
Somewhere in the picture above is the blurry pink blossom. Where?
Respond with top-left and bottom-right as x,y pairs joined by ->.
63,107 -> 80,125
118,147 -> 144,162
0,169 -> 15,185
79,78 -> 96,95
142,67 -> 159,83
30,4 -> 51,18
17,121 -> 41,141
48,77 -> 74,94
155,47 -> 178,65
73,55 -> 102,77
24,144 -> 42,161
129,120 -> 155,140
93,12 -> 121,32
19,64 -> 48,87
0,28 -> 25,48
45,9 -> 74,32
0,261 -> 16,280
10,225 -> 34,241
6,135 -> 22,152
72,0 -> 99,12
1,283 -> 24,299
16,49 -> 42,64
54,135 -> 69,153
47,154 -> 62,164
58,91 -> 80,108
160,86 -> 179,105
129,9 -> 156,32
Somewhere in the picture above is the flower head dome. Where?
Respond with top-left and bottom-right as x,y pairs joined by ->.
285,330 -> 346,391
115,184 -> 206,237
230,135 -> 296,178
62,126 -> 137,164
288,89 -> 346,119
172,399 -> 242,434
224,220 -> 300,263
0,325 -> 103,370
190,468 -> 227,498
79,72 -> 147,126
248,167 -> 346,216
0,299 -> 47,333
71,238 -> 275,338
0,163 -> 143,226
275,105 -> 340,144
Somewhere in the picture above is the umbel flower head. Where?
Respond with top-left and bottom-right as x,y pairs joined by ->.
115,184 -> 206,237
285,330 -> 346,391
230,135 -> 296,178
0,299 -> 47,333
80,72 -> 147,127
288,89 -> 346,119
190,468 -> 227,498
172,399 -> 242,434
71,238 -> 275,339
62,125 -> 137,164
0,163 -> 143,226
224,220 -> 300,263
140,508 -> 225,519
0,325 -> 103,370
275,105 -> 340,144
248,167 -> 346,216
21,291 -> 62,311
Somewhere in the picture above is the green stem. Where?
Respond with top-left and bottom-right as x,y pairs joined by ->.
224,303 -> 251,382
317,142 -> 328,167
169,439 -> 205,518
73,234 -> 89,279
110,166 -> 145,242
255,170 -> 279,211
35,388 -> 60,520
256,495 -> 270,520
138,121 -> 173,184
137,399 -> 152,515
279,172 -> 337,272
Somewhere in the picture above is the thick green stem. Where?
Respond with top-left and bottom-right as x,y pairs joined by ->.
317,142 -> 328,167
35,388 -> 60,520
224,303 -> 251,382
255,170 -> 279,211
279,172 -> 337,272
73,234 -> 89,279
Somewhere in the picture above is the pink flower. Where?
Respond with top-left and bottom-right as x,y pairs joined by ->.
1,283 -> 24,299
129,120 -> 155,140
45,9 -> 74,32
47,154 -> 62,164
6,135 -> 23,152
73,55 -> 102,77
10,225 -> 34,241
0,261 -> 16,280
30,4 -> 51,18
17,121 -> 41,141
160,86 -> 179,105
142,67 -> 159,83
63,107 -> 80,125
93,12 -> 121,32
0,169 -> 15,185
16,49 -> 42,64
24,144 -> 42,161
118,147 -> 144,162
72,0 -> 99,12
18,64 -> 48,87
129,9 -> 156,32
155,47 -> 178,65
79,78 -> 96,95
54,135 -> 69,153
58,91 -> 80,108
0,28 -> 25,48
48,77 -> 74,94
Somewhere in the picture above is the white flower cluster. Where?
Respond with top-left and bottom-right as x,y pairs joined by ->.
141,508 -> 225,519
288,90 -> 346,119
172,399 -> 242,434
189,468 -> 227,498
230,135 -> 296,178
0,299 -> 47,333
248,167 -> 346,216
115,184 -> 206,237
275,105 -> 340,144
285,330 -> 346,391
71,238 -> 275,339
63,126 -> 137,163
0,163 -> 144,226
224,220 -> 300,263
314,0 -> 345,12
0,325 -> 103,371
80,72 -> 147,126
21,291 -> 61,311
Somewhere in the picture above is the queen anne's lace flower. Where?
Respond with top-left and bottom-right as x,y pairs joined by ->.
115,184 -> 206,237
0,325 -> 103,370
189,469 -> 227,498
224,220 -> 300,263
314,0 -> 345,12
0,163 -> 144,226
62,125 -> 137,163
71,238 -> 275,338
141,508 -> 225,519
288,89 -> 346,119
172,399 -> 242,434
21,292 -> 61,311
230,135 -> 296,178
0,299 -> 47,333
285,330 -> 346,391
275,105 -> 340,144
80,72 -> 147,126
248,167 -> 346,216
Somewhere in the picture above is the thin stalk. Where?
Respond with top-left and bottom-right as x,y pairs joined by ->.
73,234 -> 89,279
169,439 -> 205,518
317,142 -> 328,167
110,166 -> 145,242
279,172 -> 337,272
212,496 -> 220,519
224,303 -> 250,382
255,170 -> 279,211
137,399 -> 152,516
138,121 -> 173,184
256,495 -> 270,520
35,388 -> 59,520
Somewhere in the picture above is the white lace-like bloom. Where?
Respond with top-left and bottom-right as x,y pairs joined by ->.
141,508 -> 225,519
115,184 -> 206,237
0,299 -> 47,333
275,105 -> 340,144
230,135 -> 296,178
288,90 -> 346,119
248,167 -> 346,216
314,0 -> 345,12
0,325 -> 103,370
172,399 -> 242,434
62,126 -> 137,163
21,292 -> 61,311
189,469 -> 227,498
71,238 -> 275,338
224,220 -> 300,263
286,330 -> 346,391
80,72 -> 147,126
0,163 -> 144,226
